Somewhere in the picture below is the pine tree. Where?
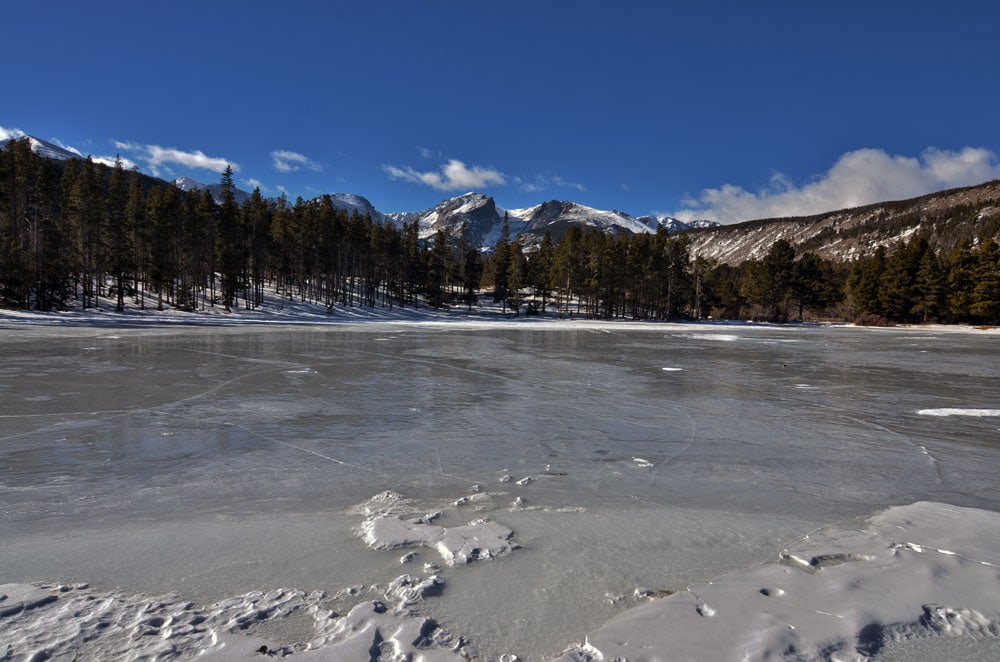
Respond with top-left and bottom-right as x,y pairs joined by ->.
126,168 -> 147,308
846,246 -> 886,319
147,185 -> 180,310
529,231 -> 555,313
459,230 -> 482,311
506,236 -> 527,315
970,239 -> 1000,324
425,229 -> 448,308
878,236 -> 926,322
491,212 -> 510,305
745,239 -> 794,321
106,157 -> 132,311
552,226 -> 583,316
945,238 -> 976,322
912,246 -> 943,323
216,165 -> 242,311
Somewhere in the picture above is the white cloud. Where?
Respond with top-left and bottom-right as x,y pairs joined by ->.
675,147 -> 1000,224
271,149 -> 322,173
93,155 -> 138,170
245,178 -> 266,192
0,124 -> 26,141
114,140 -> 238,176
383,159 -> 506,191
148,145 -> 236,173
417,146 -> 433,159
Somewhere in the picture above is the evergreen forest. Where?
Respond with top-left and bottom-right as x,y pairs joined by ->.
2,138 -> 1000,325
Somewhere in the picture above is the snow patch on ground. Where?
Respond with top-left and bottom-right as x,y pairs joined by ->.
556,501 -> 1000,661
0,582 -> 469,661
918,408 -> 1000,417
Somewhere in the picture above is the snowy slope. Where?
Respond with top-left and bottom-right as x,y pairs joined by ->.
511,200 -> 668,239
0,134 -> 83,161
313,193 -> 385,224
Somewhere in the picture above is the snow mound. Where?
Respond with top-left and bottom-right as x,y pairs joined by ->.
354,491 -> 519,565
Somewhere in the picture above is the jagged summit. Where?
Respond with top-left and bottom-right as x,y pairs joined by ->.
376,193 -> 719,250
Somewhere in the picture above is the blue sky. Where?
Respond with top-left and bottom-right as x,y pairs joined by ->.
3,1 -> 999,223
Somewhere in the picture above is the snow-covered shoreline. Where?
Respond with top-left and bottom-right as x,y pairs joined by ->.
2,300 -> 997,336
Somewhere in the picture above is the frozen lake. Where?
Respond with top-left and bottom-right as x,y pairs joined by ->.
2,321 -> 1000,659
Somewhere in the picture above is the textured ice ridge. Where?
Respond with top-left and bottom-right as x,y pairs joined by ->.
355,490 -> 520,565
0,581 -> 470,660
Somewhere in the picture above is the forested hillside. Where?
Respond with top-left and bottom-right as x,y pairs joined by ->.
2,137 -> 999,325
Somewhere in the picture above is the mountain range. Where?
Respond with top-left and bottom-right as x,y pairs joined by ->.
1,133 -> 717,250
288,190 -> 718,250
5,132 -> 999,262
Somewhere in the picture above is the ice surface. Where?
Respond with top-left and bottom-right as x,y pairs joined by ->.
3,321 -> 1000,659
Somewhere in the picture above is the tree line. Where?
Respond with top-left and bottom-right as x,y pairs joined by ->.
2,137 -> 999,325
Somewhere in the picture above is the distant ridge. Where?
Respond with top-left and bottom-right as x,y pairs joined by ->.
683,179 -> 1000,264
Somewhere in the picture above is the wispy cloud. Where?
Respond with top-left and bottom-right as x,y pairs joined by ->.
271,149 -> 322,173
383,159 -> 506,191
515,175 -> 547,193
417,146 -> 434,159
0,124 -> 26,141
514,173 -> 587,194
114,140 -> 238,176
49,137 -> 83,157
245,178 -> 266,192
675,147 -> 1000,224
553,175 -> 586,192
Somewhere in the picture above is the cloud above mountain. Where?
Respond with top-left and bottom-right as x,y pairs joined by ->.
0,124 -> 26,141
271,150 -> 322,173
113,141 -> 238,176
675,147 -> 1000,224
383,159 -> 507,191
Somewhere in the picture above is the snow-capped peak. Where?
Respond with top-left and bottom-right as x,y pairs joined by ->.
173,176 -> 206,192
0,134 -> 83,161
